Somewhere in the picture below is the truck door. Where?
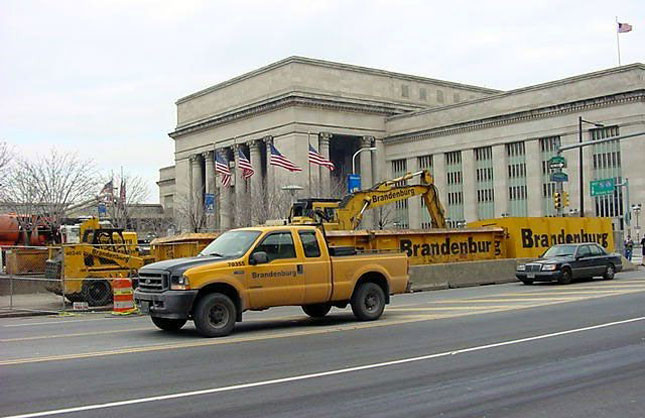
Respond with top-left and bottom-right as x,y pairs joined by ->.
247,231 -> 304,308
297,230 -> 332,304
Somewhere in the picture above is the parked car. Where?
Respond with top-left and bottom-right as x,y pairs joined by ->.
516,243 -> 622,285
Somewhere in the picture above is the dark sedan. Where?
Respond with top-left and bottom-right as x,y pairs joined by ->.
516,243 -> 622,285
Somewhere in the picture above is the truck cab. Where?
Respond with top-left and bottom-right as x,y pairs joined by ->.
134,225 -> 409,337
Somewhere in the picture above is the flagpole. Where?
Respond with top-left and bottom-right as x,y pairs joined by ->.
616,16 -> 621,66
307,131 -> 312,196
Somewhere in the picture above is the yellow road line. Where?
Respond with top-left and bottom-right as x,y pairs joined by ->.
390,305 -> 521,311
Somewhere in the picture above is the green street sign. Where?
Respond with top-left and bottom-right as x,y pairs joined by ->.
590,178 -> 615,196
550,172 -> 568,182
548,155 -> 567,169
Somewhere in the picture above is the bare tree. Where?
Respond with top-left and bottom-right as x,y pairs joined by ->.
0,141 -> 11,177
173,192 -> 207,233
102,172 -> 151,229
1,149 -> 99,243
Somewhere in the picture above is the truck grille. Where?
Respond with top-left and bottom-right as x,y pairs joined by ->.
137,271 -> 168,292
526,264 -> 542,272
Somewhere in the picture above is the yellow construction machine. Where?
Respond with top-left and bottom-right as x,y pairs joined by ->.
45,217 -> 155,306
289,170 -> 447,230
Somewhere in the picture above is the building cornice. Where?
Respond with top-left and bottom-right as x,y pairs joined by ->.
176,56 -> 500,105
384,90 -> 645,143
169,92 -> 422,138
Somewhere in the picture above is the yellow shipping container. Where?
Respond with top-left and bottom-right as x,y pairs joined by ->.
468,217 -> 614,258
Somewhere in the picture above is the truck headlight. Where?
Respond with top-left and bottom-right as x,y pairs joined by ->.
541,264 -> 557,271
516,264 -> 526,271
170,275 -> 191,290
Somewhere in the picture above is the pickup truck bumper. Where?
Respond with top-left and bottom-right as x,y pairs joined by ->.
134,289 -> 198,319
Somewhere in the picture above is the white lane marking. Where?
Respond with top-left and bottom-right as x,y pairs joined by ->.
4,316 -> 644,418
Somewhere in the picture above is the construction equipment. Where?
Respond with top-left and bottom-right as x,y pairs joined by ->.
289,170 -> 447,230
45,217 -> 155,306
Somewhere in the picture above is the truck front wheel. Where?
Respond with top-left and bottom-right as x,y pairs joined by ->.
302,303 -> 332,318
151,317 -> 187,332
351,282 -> 385,321
193,293 -> 236,337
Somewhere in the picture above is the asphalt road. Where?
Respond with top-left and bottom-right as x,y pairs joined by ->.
1,271 -> 644,418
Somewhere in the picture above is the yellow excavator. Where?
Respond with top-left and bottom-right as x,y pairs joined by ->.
289,170 -> 447,230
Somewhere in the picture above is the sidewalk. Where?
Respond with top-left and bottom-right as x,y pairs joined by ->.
0,293 -> 112,318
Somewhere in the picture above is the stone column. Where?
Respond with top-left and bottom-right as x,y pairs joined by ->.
433,153 -> 447,214
462,148 -> 477,222
218,148 -> 232,230
373,137 -> 386,184
360,136 -> 375,228
190,154 -> 204,224
319,132 -> 332,197
249,139 -> 263,225
264,136 -> 274,198
234,144 -> 246,227
524,140 -> 543,217
492,144 -> 508,217
406,156 -> 421,229
203,150 -> 216,230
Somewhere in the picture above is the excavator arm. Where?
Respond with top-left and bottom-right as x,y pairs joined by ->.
338,170 -> 447,229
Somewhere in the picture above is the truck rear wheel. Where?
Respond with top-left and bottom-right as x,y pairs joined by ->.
193,293 -> 236,337
302,303 -> 332,318
351,282 -> 385,321
151,317 -> 187,332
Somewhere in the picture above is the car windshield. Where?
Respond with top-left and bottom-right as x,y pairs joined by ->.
199,230 -> 261,258
542,245 -> 577,258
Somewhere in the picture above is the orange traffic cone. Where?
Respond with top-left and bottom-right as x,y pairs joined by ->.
112,278 -> 135,315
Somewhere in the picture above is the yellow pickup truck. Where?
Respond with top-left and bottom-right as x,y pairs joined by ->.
134,225 -> 409,337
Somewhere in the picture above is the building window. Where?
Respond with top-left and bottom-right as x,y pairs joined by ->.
436,90 -> 444,104
419,88 -> 427,101
591,126 -> 623,221
475,146 -> 494,220
539,136 -> 561,216
445,151 -> 464,227
506,141 -> 528,216
390,159 -> 409,229
401,84 -> 409,98
418,155 -> 433,228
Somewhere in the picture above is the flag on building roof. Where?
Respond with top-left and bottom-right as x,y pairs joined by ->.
308,144 -> 335,171
618,22 -> 633,33
119,178 -> 126,203
215,152 -> 232,187
237,148 -> 255,179
269,143 -> 302,172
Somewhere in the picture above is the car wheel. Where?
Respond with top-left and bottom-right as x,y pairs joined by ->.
151,317 -> 187,331
193,293 -> 236,337
351,282 -> 385,321
302,303 -> 332,318
558,268 -> 572,285
521,279 -> 533,285
603,264 -> 615,280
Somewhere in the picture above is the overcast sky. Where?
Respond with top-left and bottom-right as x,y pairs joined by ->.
1,0 -> 643,202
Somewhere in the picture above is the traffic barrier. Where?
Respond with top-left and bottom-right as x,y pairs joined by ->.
111,278 -> 135,315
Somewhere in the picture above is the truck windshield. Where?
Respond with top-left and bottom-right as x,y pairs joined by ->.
199,230 -> 261,258
542,245 -> 577,258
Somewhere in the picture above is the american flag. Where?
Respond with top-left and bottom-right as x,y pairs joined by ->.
237,148 -> 255,179
215,152 -> 232,187
618,22 -> 633,33
308,144 -> 335,171
269,143 -> 302,172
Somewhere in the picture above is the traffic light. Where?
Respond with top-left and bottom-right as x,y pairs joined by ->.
553,192 -> 562,209
562,191 -> 570,207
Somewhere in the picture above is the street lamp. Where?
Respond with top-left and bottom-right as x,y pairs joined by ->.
632,203 -> 642,241
351,147 -> 377,174
578,116 -> 604,217
281,185 -> 303,204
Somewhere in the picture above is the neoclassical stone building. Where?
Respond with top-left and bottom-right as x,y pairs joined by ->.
159,57 -> 645,234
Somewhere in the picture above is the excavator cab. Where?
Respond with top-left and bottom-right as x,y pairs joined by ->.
289,198 -> 341,225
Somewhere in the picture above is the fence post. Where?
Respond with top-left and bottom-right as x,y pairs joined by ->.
61,246 -> 66,312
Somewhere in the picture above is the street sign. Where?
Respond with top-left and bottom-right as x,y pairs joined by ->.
548,155 -> 567,169
347,174 -> 361,193
204,193 -> 215,214
98,203 -> 107,217
590,178 -> 615,196
550,172 -> 568,182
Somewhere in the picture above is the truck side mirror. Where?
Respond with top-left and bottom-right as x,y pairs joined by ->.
250,251 -> 269,265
